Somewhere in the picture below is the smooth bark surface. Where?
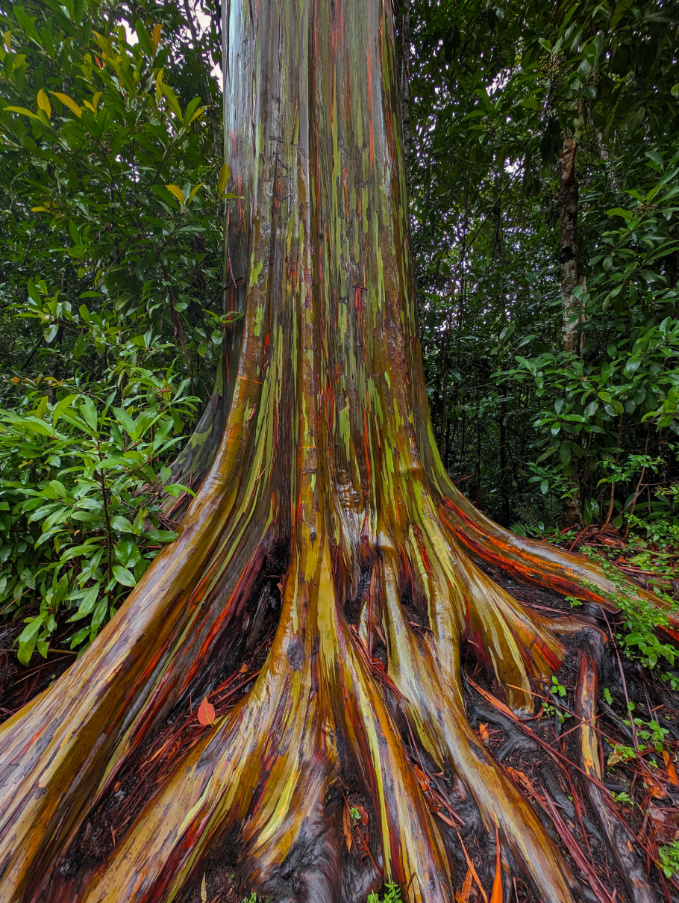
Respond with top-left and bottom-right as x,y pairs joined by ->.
0,3 -> 676,902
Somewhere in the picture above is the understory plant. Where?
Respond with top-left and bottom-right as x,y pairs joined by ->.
0,350 -> 196,662
367,885 -> 402,903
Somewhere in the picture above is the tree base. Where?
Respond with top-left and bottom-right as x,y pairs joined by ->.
1,513 -> 675,903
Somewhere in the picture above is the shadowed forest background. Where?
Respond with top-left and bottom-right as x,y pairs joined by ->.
0,0 -> 678,898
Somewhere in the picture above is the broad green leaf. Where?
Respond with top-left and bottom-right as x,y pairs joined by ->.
166,184 -> 185,205
112,565 -> 136,587
51,91 -> 81,117
52,393 -> 78,427
89,596 -> 109,633
158,80 -> 182,118
4,105 -> 40,120
17,616 -> 44,666
218,163 -> 230,196
187,182 -> 204,205
113,406 -> 136,437
48,479 -> 68,499
80,397 -> 98,431
36,89 -> 51,118
3,414 -> 53,436
71,582 -> 101,619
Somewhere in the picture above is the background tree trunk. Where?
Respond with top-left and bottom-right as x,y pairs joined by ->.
558,136 -> 584,526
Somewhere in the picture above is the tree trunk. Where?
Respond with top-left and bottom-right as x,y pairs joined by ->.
558,137 -> 583,354
558,136 -> 584,526
499,397 -> 510,526
0,3 -> 675,902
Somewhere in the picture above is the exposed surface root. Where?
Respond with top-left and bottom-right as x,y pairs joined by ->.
576,634 -> 658,903
376,549 -> 581,903
3,507 -> 677,902
437,489 -> 679,637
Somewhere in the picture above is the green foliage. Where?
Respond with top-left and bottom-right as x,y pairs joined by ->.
550,675 -> 567,698
411,0 -> 679,529
0,0 -> 224,663
623,705 -> 669,754
658,840 -> 679,879
0,354 -> 197,662
0,0 -> 225,396
367,884 -> 401,903
582,549 -> 677,671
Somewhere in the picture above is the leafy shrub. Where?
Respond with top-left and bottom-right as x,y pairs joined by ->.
0,0 -> 226,401
0,353 -> 196,663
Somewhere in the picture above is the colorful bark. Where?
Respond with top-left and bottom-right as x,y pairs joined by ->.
0,2 -> 675,901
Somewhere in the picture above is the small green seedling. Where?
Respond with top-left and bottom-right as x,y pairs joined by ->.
367,884 -> 402,903
551,675 -> 567,698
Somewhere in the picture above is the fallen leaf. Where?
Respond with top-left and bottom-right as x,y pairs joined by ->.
197,697 -> 216,726
663,750 -> 679,786
200,873 -> 207,903
356,804 -> 369,825
648,802 -> 679,843
342,805 -> 353,851
467,678 -> 517,721
456,866 -> 474,903
490,824 -> 503,903
644,777 -> 668,800
455,829 -> 489,903
478,723 -> 490,744
414,764 -> 429,791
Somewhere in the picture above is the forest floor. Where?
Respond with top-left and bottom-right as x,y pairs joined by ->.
1,527 -> 678,903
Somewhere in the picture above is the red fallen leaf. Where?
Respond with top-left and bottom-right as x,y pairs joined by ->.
342,804 -> 353,851
648,802 -> 679,843
644,776 -> 668,800
455,866 -> 474,903
356,804 -> 369,825
197,697 -> 216,726
478,723 -> 490,744
414,764 -> 430,791
663,750 -> 679,786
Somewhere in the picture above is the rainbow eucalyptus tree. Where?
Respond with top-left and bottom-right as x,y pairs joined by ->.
0,1 -> 675,901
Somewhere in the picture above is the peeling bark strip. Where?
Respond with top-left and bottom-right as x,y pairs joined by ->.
0,3 -> 677,903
